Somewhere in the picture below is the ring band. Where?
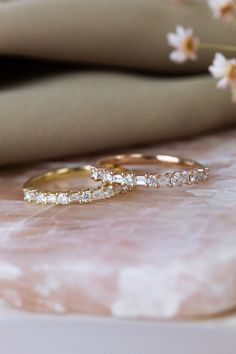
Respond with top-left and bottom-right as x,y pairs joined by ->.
23,165 -> 129,205
91,154 -> 209,188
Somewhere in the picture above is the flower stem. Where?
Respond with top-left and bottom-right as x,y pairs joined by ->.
199,42 -> 236,53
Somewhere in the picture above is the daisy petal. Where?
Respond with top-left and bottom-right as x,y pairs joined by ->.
167,33 -> 180,47
170,50 -> 186,63
217,77 -> 229,89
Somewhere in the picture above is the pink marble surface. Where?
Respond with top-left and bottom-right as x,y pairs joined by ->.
0,129 -> 236,319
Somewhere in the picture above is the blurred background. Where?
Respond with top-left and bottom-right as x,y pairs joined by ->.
0,0 -> 236,166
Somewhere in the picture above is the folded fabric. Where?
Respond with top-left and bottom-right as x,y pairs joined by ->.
0,61 -> 234,166
1,0 -> 236,73
1,0 -> 236,166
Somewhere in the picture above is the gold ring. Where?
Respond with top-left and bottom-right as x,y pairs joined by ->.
91,154 -> 209,188
23,165 -> 130,205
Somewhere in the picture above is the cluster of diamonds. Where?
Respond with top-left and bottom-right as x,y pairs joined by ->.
23,184 -> 128,205
90,167 -> 209,188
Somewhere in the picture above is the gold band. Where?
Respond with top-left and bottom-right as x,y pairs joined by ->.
23,165 -> 129,205
91,154 -> 209,188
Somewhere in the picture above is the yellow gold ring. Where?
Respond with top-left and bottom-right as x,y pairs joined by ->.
23,165 -> 130,205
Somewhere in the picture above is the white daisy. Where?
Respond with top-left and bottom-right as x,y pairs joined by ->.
207,0 -> 235,21
167,25 -> 199,64
209,53 -> 236,101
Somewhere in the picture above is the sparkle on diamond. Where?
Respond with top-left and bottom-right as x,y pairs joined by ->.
57,193 -> 69,205
81,191 -> 91,203
103,171 -> 113,183
146,175 -> 159,187
46,194 -> 57,204
171,172 -> 183,187
158,174 -> 170,187
123,174 -> 134,186
36,193 -> 46,204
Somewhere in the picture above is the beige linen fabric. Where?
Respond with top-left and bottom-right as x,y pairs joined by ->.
0,0 -> 236,165
0,65 -> 234,165
0,0 -> 236,73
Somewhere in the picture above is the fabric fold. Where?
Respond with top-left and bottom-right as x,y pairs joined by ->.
1,0 -> 236,73
0,65 -> 234,166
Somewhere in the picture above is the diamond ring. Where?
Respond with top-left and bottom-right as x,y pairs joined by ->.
23,165 -> 130,205
91,154 -> 209,188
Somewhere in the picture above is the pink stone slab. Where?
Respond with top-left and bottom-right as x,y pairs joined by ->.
0,129 -> 236,319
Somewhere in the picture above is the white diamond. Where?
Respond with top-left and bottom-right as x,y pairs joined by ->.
92,188 -> 104,200
103,171 -> 113,183
189,170 -> 199,184
113,184 -> 123,194
122,185 -> 130,192
46,194 -> 57,204
158,175 -> 170,187
36,193 -> 46,204
190,170 -> 208,184
197,171 -> 208,182
30,191 -> 37,202
146,175 -> 159,187
97,169 -> 105,179
113,174 -> 123,183
123,174 -> 134,186
57,193 -> 69,205
81,191 -> 91,203
182,171 -> 190,184
201,171 -> 208,181
91,168 -> 98,180
24,190 -> 31,201
103,186 -> 114,198
135,175 -> 146,186
171,172 -> 183,186
69,193 -> 81,203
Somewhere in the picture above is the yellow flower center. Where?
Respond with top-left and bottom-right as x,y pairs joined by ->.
226,63 -> 236,80
220,3 -> 235,16
182,36 -> 196,54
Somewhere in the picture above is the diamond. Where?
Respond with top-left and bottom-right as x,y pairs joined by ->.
81,190 -> 91,203
113,174 -> 123,183
97,169 -> 105,179
123,174 -> 134,186
146,174 -> 159,187
30,191 -> 37,202
103,171 -> 113,183
57,193 -> 69,205
190,170 -> 208,184
189,170 -> 200,184
135,175 -> 147,186
113,184 -> 123,194
69,192 -> 81,203
158,174 -> 170,187
24,190 -> 31,201
91,168 -> 104,181
171,172 -> 183,186
46,194 -> 57,204
91,167 -> 99,180
203,171 -> 209,180
103,185 -> 115,198
36,192 -> 46,204
198,170 -> 208,182
92,188 -> 104,200
182,171 -> 190,184
122,185 -> 131,192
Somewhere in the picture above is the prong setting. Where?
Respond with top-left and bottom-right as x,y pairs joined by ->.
90,166 -> 209,188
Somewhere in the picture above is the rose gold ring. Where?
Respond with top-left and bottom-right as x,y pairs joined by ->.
90,154 -> 209,188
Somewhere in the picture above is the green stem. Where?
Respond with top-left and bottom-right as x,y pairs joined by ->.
199,42 -> 236,53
